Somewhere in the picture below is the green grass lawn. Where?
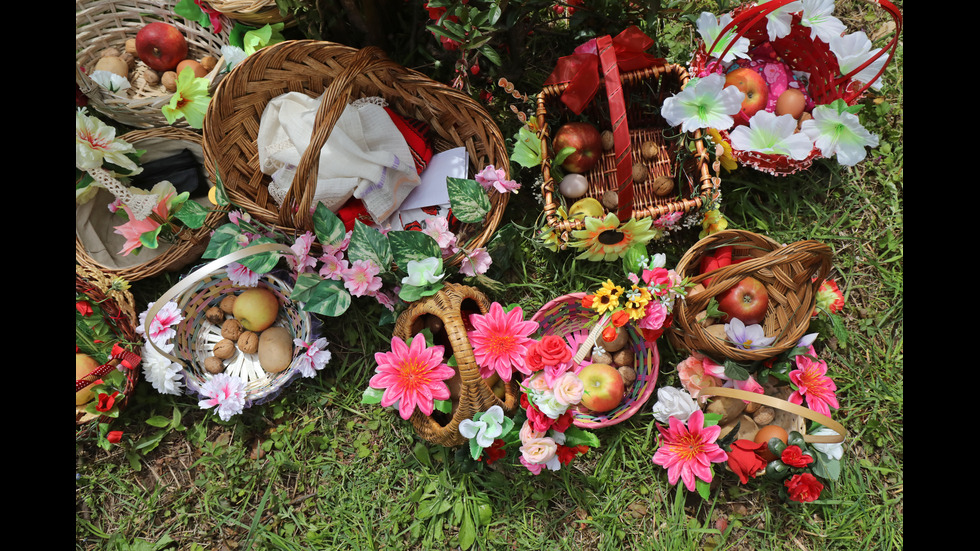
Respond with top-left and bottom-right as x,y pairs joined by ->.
76,2 -> 902,549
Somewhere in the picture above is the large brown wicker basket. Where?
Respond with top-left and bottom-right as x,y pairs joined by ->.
667,230 -> 832,362
392,283 -> 521,447
201,40 -> 510,268
75,0 -> 230,129
200,0 -> 294,27
75,126 -> 226,282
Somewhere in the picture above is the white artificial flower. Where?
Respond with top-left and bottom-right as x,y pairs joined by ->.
729,111 -> 815,160
810,426 -> 845,460
662,73 -> 745,133
724,317 -> 778,350
295,337 -> 332,378
697,12 -> 751,64
75,107 -> 142,173
220,45 -> 248,71
141,341 -> 185,396
800,101 -> 879,166
760,0 -> 805,41
651,386 -> 699,424
829,31 -> 886,91
198,373 -> 247,421
89,70 -> 132,94
799,0 -> 847,43
459,405 -> 506,448
401,257 -> 444,288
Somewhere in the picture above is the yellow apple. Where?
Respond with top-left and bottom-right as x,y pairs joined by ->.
232,288 -> 280,332
76,353 -> 100,406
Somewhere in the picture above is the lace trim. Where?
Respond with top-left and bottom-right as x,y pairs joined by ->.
88,167 -> 157,221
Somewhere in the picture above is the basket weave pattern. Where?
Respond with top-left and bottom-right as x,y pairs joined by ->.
201,0 -> 293,26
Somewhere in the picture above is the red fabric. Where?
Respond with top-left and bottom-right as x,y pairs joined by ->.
383,107 -> 434,175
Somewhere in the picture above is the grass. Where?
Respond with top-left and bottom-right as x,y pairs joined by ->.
75,2 -> 902,549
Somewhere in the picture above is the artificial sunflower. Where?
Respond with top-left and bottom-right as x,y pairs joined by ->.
568,213 -> 659,262
623,285 -> 652,320
591,280 -> 624,315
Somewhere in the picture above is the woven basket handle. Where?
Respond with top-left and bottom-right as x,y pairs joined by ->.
282,46 -> 403,230
141,242 -> 297,368
701,386 -> 846,444
709,0 -> 902,101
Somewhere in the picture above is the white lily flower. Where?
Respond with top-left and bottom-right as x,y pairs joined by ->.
800,101 -> 879,166
799,0 -> 847,44
220,45 -> 248,72
697,12 -> 751,64
729,111 -> 815,160
662,73 -> 745,133
829,31 -> 886,91
761,0 -> 804,41
89,70 -> 132,94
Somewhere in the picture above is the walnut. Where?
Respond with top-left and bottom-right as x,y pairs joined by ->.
204,356 -> 225,374
632,163 -> 648,183
212,338 -> 236,359
219,294 -> 237,314
601,189 -> 619,210
640,140 -> 660,160
221,319 -> 243,341
613,348 -> 634,367
205,306 -> 225,326
651,175 -> 675,196
600,130 -> 615,151
238,331 -> 259,354
618,365 -> 637,387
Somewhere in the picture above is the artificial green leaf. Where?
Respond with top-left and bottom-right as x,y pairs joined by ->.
139,226 -> 163,250
398,282 -> 443,303
553,145 -> 576,167
389,230 -> 443,271
202,223 -> 246,259
511,125 -> 543,168
173,198 -> 210,229
447,177 -> 491,224
563,426 -> 600,448
348,219 -> 392,271
433,399 -> 453,414
723,360 -> 751,381
313,202 -> 348,247
296,277 -> 351,317
238,236 -> 282,273
702,411 -> 723,427
174,0 -> 211,28
361,386 -> 384,405
468,437 -> 483,461
696,476 -> 711,500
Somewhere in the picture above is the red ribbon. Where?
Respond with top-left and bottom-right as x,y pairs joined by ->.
76,346 -> 142,393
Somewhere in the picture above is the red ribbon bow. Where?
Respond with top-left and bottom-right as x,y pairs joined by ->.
76,346 -> 142,393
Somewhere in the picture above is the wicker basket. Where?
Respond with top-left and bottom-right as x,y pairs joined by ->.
201,40 -> 510,268
76,265 -> 142,431
75,0 -> 230,129
667,230 -> 832,362
200,0 -> 294,27
701,386 -> 845,445
690,0 -> 903,176
76,126 -> 226,282
536,59 -> 717,250
143,243 -> 319,411
530,293 -> 660,429
392,283 -> 521,447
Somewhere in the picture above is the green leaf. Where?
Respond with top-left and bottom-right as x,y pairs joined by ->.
294,277 -> 351,317
433,399 -> 452,414
398,281 -> 443,303
237,236 -> 282,273
139,227 -> 163,250
388,230 -> 443,271
361,386 -> 384,405
202,223 -> 246,259
173,199 -> 210,229
563,426 -> 600,448
511,125 -> 543,169
348,219 -> 392,271
447,177 -> 491,224
458,509 -> 476,549
313,202 -> 348,247
553,146 -> 576,167
173,0 -> 211,28
479,44 -> 502,66
723,360 -> 751,381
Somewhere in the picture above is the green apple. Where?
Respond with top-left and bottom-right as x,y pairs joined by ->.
232,288 -> 280,332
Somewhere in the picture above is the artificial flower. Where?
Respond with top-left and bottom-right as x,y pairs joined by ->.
814,279 -> 845,316
784,472 -> 824,503
89,70 -> 132,94
287,231 -> 319,275
198,372 -> 247,421
468,302 -> 539,381
112,185 -> 177,255
609,309 -> 630,328
318,253 -> 349,281
534,335 -> 573,367
696,12 -> 751,64
651,386 -> 699,424
799,0 -> 847,44
760,0 -> 804,42
829,31 -> 886,91
422,216 -> 457,251
141,341 -> 184,396
401,257 -> 444,288
652,409 -> 728,492
295,337 -> 332,378
726,439 -> 768,484
162,67 -> 211,128
788,348 -> 839,416
800,100 -> 879,166
677,353 -> 724,402
75,108 -> 142,174
537,206 -> 569,252
459,405 -> 507,448
227,262 -> 261,288
590,280 -> 624,315
661,73 -> 745,133
520,436 -> 560,471
474,164 -> 521,194
342,259 -> 384,297
220,45 -> 248,72
76,301 -> 94,317
552,371 -> 585,407
370,333 -> 455,420
810,427 -> 844,460
519,419 -> 545,443
729,111 -> 815,160
106,431 -> 124,444
780,445 -> 815,468
137,300 -> 184,347
457,246 -> 492,277
568,213 -> 660,262
481,439 -> 507,465
96,391 -> 120,413
708,128 -> 738,172
623,285 -> 652,320
725,318 -> 777,350
699,208 -> 728,239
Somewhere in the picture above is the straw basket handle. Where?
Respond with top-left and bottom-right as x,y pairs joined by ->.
701,386 -> 846,444
709,0 -> 902,102
281,45 -> 404,230
142,242 -> 296,367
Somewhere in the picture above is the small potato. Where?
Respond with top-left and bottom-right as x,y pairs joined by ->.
258,326 -> 294,373
94,56 -> 130,78
600,130 -> 615,151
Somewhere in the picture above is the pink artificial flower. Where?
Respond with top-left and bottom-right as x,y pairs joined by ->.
113,202 -> 167,256
652,409 -> 728,492
468,303 -> 539,381
287,231 -> 319,275
319,252 -> 349,281
788,348 -> 839,417
342,259 -> 383,297
138,301 -> 184,346
474,165 -> 520,194
369,288 -> 397,312
197,373 -> 246,421
322,230 -> 352,257
370,333 -> 455,420
641,267 -> 674,295
653,211 -> 683,230
294,337 -> 332,378
676,353 -> 723,402
638,300 -> 668,331
422,216 -> 457,251
227,262 -> 260,287
457,246 -> 492,277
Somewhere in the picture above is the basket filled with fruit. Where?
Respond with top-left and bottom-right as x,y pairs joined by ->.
138,243 -> 324,420
76,0 -> 231,128
667,230 -> 832,362
534,26 -> 717,258
76,265 -> 142,440
679,0 -> 902,176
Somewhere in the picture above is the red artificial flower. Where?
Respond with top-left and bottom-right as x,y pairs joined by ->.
76,300 -> 94,317
813,279 -> 845,317
481,439 -> 506,465
581,294 -> 595,309
601,325 -> 617,343
784,472 -> 824,503
424,1 -> 446,20
525,341 -> 546,372
556,444 -> 589,465
536,335 -> 572,366
550,409 -> 575,433
96,391 -> 120,413
106,431 -> 124,444
780,445 -> 815,468
726,439 -> 768,484
609,309 -> 630,328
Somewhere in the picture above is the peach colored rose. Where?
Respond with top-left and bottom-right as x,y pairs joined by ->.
552,372 -> 585,406
525,372 -> 552,393
519,419 -> 545,444
677,353 -> 722,402
520,436 -> 558,465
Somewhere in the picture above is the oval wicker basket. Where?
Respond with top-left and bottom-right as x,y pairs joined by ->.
530,293 -> 660,429
76,126 -> 226,282
143,243 -> 319,411
667,230 -> 832,362
75,0 -> 230,129
75,264 -> 142,431
701,386 -> 845,445
689,0 -> 903,176
392,283 -> 521,447
200,0 -> 294,27
201,40 -> 510,268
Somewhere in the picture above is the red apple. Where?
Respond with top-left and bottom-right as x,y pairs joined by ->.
553,122 -> 602,174
717,276 -> 769,326
578,363 -> 625,413
724,68 -> 768,126
135,22 -> 188,73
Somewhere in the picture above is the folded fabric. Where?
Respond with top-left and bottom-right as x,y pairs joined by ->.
257,92 -> 421,223
384,106 -> 434,175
